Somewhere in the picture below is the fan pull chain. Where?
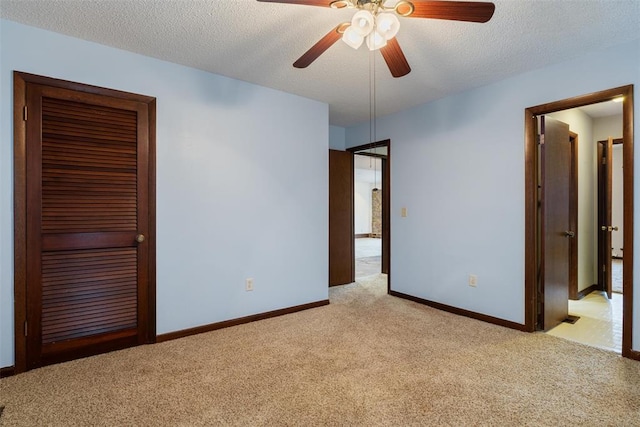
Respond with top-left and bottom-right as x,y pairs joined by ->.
369,47 -> 378,190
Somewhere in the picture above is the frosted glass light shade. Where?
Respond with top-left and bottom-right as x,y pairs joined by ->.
376,12 -> 400,40
366,30 -> 387,50
342,26 -> 364,49
351,10 -> 375,36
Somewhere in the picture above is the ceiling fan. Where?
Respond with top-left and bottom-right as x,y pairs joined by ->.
257,0 -> 495,78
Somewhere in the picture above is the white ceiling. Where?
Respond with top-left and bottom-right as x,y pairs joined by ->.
578,100 -> 623,119
1,0 -> 639,127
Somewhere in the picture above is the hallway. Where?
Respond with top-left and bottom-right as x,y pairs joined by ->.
546,291 -> 622,353
355,238 -> 381,278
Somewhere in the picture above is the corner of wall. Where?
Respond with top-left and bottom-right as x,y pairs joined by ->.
329,125 -> 346,151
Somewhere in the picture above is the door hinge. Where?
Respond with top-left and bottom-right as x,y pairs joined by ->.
602,264 -> 606,273
538,135 -> 544,145
24,321 -> 28,336
23,105 -> 27,121
602,156 -> 606,165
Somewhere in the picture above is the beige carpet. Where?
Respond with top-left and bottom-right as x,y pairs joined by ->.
1,274 -> 639,426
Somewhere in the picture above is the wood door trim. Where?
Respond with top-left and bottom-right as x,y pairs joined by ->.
13,71 -> 157,373
382,155 -> 390,282
524,85 -> 634,359
568,132 -> 578,300
13,73 -> 28,373
348,140 -> 390,153
596,138 -> 616,297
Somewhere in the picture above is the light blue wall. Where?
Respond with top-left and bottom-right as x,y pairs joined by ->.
0,20 -> 329,368
346,39 -> 640,351
329,125 -> 346,151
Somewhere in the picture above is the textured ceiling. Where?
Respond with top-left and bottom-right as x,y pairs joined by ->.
1,0 -> 639,126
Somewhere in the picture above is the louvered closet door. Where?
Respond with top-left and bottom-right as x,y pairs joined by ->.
25,83 -> 151,368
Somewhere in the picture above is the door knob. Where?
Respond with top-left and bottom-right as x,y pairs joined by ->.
564,231 -> 575,238
612,226 -> 619,231
135,234 -> 145,243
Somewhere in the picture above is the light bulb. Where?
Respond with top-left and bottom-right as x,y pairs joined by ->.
351,10 -> 374,37
366,30 -> 387,51
376,12 -> 400,40
342,26 -> 364,49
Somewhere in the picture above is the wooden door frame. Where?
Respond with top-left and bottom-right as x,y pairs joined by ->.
13,72 -> 157,373
524,84 -> 637,359
348,139 -> 390,292
596,138 -> 618,298
568,132 -> 578,300
597,138 -> 624,296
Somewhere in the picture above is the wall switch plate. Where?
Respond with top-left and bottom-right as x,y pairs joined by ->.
468,274 -> 478,287
245,278 -> 254,291
401,207 -> 408,217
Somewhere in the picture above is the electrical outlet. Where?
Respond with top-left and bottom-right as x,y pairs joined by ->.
468,274 -> 478,287
245,278 -> 254,291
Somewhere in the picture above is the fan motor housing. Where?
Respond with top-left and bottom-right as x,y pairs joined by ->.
358,0 -> 383,5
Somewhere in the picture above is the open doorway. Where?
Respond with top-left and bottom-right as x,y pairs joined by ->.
524,85 -> 635,359
349,141 -> 390,291
354,154 -> 383,278
541,107 -> 623,352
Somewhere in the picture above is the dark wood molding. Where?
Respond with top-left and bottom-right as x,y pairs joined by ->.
621,86 -> 634,360
389,291 -> 528,332
568,132 -> 578,300
13,72 -> 28,373
147,98 -> 157,344
525,84 -> 635,359
382,153 -> 390,284
347,139 -> 390,154
13,72 -> 155,103
526,87 -> 631,114
575,284 -> 600,300
0,366 -> 15,378
599,138 -> 624,145
627,349 -> 640,361
524,107 -> 538,332
156,299 -> 330,343
355,233 -> 370,238
13,71 -> 157,373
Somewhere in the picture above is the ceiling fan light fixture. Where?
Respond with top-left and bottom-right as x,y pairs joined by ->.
351,10 -> 375,36
342,25 -> 364,49
376,12 -> 400,40
366,30 -> 387,51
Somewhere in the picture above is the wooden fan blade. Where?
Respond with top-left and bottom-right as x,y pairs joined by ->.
406,1 -> 495,23
293,24 -> 344,68
380,38 -> 411,78
256,0 -> 334,7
